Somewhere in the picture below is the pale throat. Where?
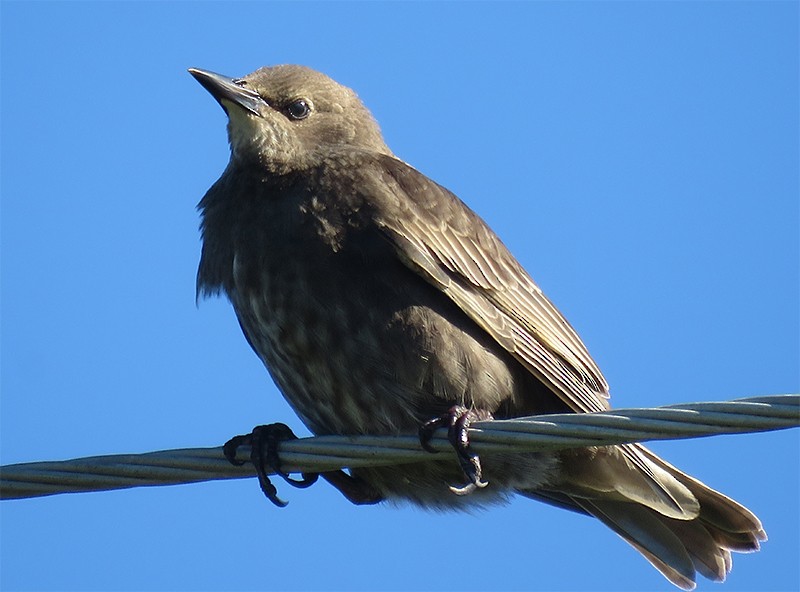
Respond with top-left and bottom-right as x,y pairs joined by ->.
225,107 -> 296,169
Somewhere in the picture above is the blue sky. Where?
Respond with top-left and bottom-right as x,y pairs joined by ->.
1,2 -> 798,591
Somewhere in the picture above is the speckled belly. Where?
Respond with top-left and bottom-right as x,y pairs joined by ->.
228,253 -> 560,507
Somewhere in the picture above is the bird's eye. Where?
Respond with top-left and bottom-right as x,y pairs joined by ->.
286,99 -> 311,120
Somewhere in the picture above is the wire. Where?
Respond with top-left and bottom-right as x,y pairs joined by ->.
2,394 -> 797,500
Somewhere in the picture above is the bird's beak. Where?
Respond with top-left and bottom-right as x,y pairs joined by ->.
188,68 -> 264,117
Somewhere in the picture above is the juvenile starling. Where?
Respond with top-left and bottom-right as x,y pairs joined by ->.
190,65 -> 766,589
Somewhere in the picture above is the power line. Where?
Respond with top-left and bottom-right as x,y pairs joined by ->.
2,394 -> 797,501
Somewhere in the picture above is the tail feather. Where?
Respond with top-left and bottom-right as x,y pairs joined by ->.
573,498 -> 698,590
557,445 -> 700,519
710,529 -> 763,553
637,445 -> 767,546
522,443 -> 766,589
660,513 -> 730,582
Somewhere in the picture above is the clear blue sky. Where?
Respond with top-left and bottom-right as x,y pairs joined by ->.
2,2 -> 798,591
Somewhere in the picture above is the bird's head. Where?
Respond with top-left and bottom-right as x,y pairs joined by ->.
189,65 -> 391,173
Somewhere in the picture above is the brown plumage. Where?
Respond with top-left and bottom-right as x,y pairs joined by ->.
190,65 -> 766,589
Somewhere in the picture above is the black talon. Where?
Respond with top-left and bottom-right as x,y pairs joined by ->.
223,423 -> 317,507
419,415 -> 447,453
257,423 -> 318,488
418,405 -> 493,495
223,434 -> 250,466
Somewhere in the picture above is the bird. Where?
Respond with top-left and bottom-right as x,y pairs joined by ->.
189,64 -> 766,590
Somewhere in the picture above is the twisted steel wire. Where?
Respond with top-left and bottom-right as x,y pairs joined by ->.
2,394 -> 797,500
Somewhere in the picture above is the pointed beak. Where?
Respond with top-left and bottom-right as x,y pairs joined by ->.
188,68 -> 265,117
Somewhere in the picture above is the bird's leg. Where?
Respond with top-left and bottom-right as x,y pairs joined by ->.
320,471 -> 384,505
419,405 -> 494,495
223,423 -> 318,507
223,423 -> 384,507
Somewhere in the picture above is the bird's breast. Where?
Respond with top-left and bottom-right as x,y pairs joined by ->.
225,207 -> 532,437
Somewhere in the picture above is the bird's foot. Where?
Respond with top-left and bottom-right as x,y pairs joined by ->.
223,423 -> 385,507
223,423 -> 317,507
419,406 -> 493,495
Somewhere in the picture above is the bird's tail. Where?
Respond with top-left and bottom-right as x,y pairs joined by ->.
519,443 -> 766,590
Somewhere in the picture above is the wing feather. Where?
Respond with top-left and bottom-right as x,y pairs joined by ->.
365,155 -> 610,414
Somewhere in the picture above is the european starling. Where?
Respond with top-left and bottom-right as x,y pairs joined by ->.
190,65 -> 766,589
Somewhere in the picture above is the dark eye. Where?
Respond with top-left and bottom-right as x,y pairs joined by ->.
286,99 -> 311,120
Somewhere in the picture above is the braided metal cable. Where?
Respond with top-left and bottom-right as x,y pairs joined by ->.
2,394 -> 797,500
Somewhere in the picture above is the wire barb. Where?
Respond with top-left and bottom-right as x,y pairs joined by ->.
1,394 -> 797,501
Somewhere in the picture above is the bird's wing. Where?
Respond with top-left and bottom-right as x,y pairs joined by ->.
354,155 -> 704,518
364,154 -> 611,414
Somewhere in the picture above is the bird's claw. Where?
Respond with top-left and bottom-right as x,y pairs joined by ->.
419,405 -> 492,495
222,434 -> 250,466
223,423 -> 318,507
